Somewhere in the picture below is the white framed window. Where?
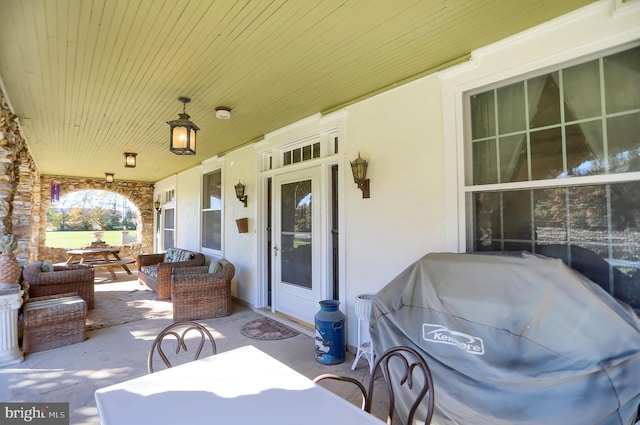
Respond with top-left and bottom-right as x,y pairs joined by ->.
463,43 -> 640,311
163,207 -> 175,250
202,169 -> 222,252
160,188 -> 176,251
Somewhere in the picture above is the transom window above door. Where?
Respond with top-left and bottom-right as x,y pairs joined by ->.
259,131 -> 339,172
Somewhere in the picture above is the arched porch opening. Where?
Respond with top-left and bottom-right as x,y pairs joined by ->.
37,177 -> 154,263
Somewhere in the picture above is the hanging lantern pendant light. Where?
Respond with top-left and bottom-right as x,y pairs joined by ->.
168,96 -> 199,155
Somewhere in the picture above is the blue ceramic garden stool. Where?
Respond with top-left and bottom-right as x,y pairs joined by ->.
314,300 -> 346,364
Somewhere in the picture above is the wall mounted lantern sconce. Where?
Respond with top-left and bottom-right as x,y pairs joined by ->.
350,152 -> 370,198
124,152 -> 137,168
154,200 -> 161,212
234,181 -> 248,207
105,173 -> 115,184
167,96 -> 199,155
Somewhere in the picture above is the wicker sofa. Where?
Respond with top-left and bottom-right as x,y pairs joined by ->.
171,258 -> 236,321
137,248 -> 206,300
23,261 -> 95,309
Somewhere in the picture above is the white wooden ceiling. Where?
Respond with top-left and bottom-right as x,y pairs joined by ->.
0,0 -> 593,182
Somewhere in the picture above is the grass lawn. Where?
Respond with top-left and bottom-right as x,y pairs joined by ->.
45,230 -> 137,248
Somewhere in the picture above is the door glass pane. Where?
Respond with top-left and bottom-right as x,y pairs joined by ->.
281,180 -> 312,288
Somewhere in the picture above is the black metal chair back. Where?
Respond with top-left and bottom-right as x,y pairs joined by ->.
313,345 -> 435,424
147,321 -> 217,373
313,373 -> 368,410
367,346 -> 435,425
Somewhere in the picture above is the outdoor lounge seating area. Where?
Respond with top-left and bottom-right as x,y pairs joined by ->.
0,1 -> 639,424
0,269 -> 389,425
14,254 -> 237,359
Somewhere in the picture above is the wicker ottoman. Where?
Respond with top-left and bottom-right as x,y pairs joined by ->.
22,294 -> 87,354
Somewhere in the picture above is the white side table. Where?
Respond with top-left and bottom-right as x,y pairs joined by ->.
351,293 -> 375,372
0,284 -> 24,367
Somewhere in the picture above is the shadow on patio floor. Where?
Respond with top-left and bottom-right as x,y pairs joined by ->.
1,269 -> 389,424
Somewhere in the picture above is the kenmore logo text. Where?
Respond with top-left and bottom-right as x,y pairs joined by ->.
422,324 -> 485,355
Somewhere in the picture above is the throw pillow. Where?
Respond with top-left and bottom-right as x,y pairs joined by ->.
208,261 -> 223,274
164,248 -> 194,263
41,260 -> 54,272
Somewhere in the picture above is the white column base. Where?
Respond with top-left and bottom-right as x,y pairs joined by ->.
0,288 -> 24,367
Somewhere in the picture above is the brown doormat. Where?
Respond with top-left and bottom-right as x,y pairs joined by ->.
240,317 -> 300,340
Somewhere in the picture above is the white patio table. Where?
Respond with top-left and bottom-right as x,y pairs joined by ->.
95,344 -> 384,425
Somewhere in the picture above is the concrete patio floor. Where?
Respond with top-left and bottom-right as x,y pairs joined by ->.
0,269 -> 389,424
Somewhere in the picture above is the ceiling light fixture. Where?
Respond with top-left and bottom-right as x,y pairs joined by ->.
167,97 -> 199,155
124,152 -> 137,168
215,106 -> 232,120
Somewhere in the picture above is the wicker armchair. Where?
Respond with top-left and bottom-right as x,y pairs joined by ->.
23,261 -> 95,309
137,248 -> 206,300
171,259 -> 235,321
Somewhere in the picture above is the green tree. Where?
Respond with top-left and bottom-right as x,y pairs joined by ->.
67,207 -> 90,230
91,207 -> 121,230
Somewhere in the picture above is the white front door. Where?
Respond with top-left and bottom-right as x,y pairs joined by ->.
272,167 -> 321,324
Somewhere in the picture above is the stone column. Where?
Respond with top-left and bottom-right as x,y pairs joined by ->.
0,285 -> 24,367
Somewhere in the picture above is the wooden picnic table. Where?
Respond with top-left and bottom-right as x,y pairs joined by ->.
65,248 -> 134,280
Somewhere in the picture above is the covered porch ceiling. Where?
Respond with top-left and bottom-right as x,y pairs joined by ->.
0,0 -> 594,183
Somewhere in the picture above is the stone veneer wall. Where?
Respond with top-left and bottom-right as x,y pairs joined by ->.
38,176 -> 155,263
0,89 -> 37,261
1,88 -> 155,263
